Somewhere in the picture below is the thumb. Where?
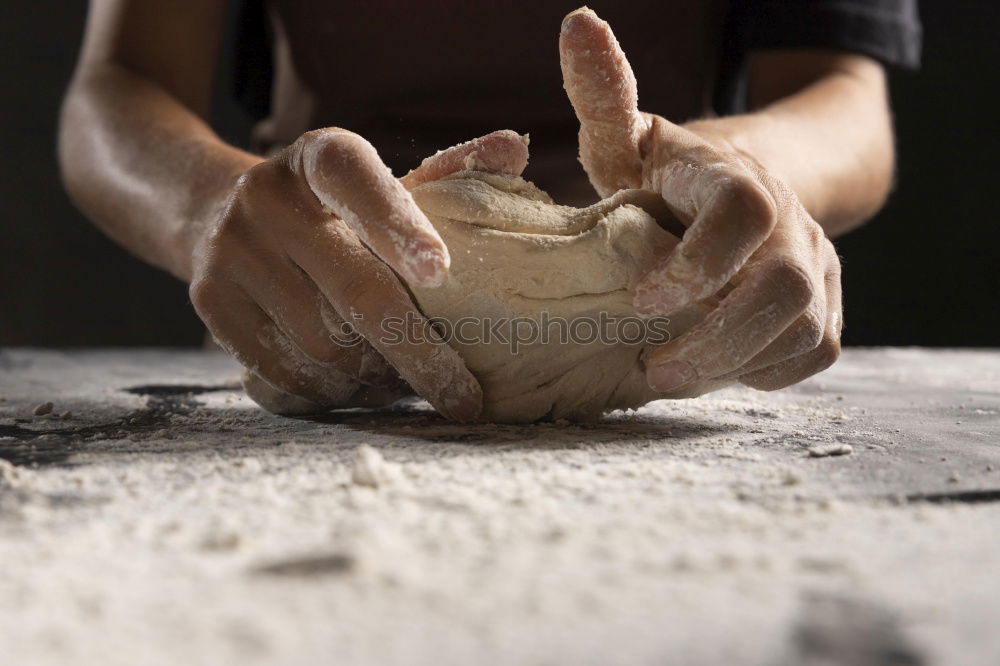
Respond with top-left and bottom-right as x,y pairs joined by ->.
400,130 -> 530,190
559,8 -> 647,197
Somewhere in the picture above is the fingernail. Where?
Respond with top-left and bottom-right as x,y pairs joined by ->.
634,284 -> 686,316
407,242 -> 450,288
648,360 -> 697,392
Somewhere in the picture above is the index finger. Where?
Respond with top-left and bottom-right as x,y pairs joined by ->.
287,219 -> 484,422
294,128 -> 450,288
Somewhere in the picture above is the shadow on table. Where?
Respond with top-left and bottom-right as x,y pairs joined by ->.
303,398 -> 739,448
0,384 -> 739,466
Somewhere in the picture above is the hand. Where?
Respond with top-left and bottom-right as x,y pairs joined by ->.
189,129 -> 529,419
559,8 -> 842,395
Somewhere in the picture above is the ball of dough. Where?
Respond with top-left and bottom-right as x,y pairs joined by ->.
407,171 -> 713,423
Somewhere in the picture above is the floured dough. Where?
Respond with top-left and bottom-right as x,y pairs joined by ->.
407,171 -> 712,423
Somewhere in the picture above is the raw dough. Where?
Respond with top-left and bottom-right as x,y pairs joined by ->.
407,171 -> 712,422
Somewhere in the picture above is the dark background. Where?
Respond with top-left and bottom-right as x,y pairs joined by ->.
1,1 -> 997,347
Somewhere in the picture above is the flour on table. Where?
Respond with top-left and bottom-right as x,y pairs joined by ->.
807,444 -> 854,458
352,444 -> 389,488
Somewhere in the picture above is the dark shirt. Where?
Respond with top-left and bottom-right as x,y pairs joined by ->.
234,0 -> 921,204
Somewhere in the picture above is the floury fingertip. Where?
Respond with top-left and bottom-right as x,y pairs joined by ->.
403,241 -> 450,289
562,6 -> 597,31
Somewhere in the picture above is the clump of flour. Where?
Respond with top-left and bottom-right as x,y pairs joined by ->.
351,445 -> 397,488
808,443 -> 854,458
0,459 -> 33,489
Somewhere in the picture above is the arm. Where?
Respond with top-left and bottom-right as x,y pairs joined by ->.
685,51 -> 894,237
59,0 -> 250,279
59,0 -> 530,420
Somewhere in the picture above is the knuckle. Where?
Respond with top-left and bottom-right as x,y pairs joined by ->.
212,173 -> 297,250
766,258 -> 816,310
212,204 -> 244,241
301,127 -> 351,145
200,214 -> 248,267
795,310 -> 826,353
235,161 -> 275,197
719,177 -> 777,237
825,243 -> 843,275
804,218 -> 827,249
226,163 -> 290,223
305,128 -> 370,170
188,277 -> 223,315
811,334 -> 842,372
739,330 -> 839,393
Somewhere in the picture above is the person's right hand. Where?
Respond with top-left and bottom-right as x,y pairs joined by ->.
189,129 -> 529,420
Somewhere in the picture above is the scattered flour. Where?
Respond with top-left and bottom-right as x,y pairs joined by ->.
0,458 -> 32,489
352,445 -> 391,488
1,348 -> 998,666
808,444 -> 854,458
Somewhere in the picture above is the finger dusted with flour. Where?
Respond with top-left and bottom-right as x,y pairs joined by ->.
560,7 -> 647,196
297,129 -> 450,288
401,130 -> 530,189
189,129 -> 537,422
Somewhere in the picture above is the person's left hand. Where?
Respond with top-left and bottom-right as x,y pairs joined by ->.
559,8 -> 843,396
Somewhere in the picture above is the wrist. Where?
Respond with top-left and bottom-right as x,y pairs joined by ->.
173,146 -> 261,281
681,115 -> 762,158
682,113 -> 824,216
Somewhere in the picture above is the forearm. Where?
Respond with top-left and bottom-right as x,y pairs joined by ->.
58,62 -> 261,281
684,56 -> 894,237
